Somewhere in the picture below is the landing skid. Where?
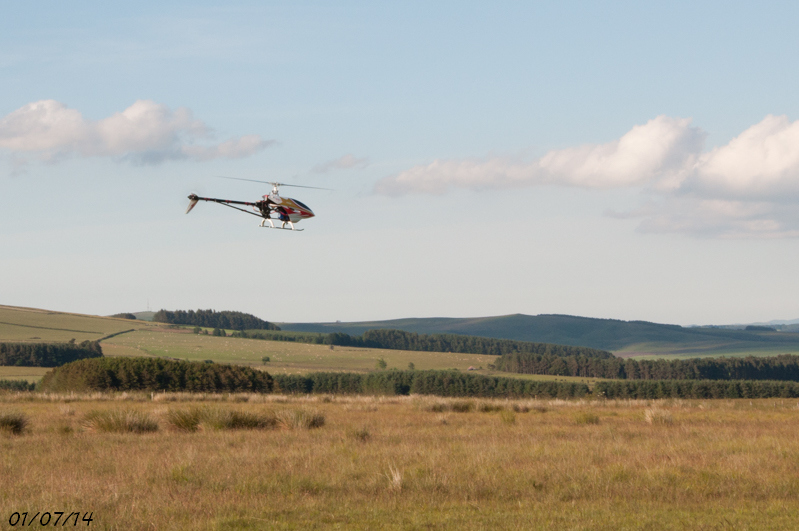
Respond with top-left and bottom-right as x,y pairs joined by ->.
259,225 -> 304,231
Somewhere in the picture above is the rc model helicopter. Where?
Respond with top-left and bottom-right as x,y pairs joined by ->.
186,177 -> 327,231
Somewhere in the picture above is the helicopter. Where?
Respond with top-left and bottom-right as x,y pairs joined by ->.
186,177 -> 328,231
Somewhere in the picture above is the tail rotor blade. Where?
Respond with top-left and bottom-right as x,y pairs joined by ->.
186,194 -> 199,214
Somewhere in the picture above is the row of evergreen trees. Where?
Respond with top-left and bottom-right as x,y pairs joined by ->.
39,357 -> 273,393
0,341 -> 103,367
492,352 -> 799,382
273,370 -> 590,398
595,379 -> 799,399
153,309 -> 280,331
237,328 -> 613,359
0,379 -> 35,391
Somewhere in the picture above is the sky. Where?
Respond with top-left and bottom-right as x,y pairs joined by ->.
2,1 -> 799,326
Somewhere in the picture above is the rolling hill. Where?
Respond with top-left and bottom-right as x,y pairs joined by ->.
5,305 -> 799,360
279,314 -> 799,357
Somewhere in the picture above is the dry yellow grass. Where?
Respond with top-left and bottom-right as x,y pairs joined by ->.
2,394 -> 799,529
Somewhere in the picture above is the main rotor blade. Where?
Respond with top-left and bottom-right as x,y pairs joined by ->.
218,176 -> 332,190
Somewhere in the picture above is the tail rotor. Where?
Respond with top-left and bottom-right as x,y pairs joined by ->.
186,194 -> 199,214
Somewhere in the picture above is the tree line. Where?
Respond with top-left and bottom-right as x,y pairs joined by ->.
235,328 -> 613,359
154,309 -> 280,331
0,379 -> 35,391
39,357 -> 274,393
595,379 -> 799,399
491,352 -> 799,382
273,370 -> 590,398
0,340 -> 103,367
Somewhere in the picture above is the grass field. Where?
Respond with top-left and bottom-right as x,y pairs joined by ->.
0,367 -> 50,382
618,341 -> 799,359
2,394 -> 799,529
0,305 -> 152,343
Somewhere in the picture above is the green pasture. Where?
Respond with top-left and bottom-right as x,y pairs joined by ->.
0,305 -> 148,343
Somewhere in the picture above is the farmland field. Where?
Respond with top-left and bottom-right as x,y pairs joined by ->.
0,307 -> 595,385
0,305 -> 153,343
1,394 -> 799,529
0,366 -> 50,382
101,328 -> 595,383
618,341 -> 799,359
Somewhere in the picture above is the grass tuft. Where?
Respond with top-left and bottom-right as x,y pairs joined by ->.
644,408 -> 674,425
349,427 -> 371,442
500,410 -> 516,425
82,409 -> 159,433
164,408 -> 204,432
276,408 -> 325,430
165,407 -> 278,431
450,401 -> 475,413
0,411 -> 28,434
574,412 -> 600,425
386,465 -> 403,492
478,402 -> 504,413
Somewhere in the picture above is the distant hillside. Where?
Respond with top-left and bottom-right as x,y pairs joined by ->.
280,314 -> 799,357
133,311 -> 156,322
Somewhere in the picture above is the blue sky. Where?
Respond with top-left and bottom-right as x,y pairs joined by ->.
2,1 -> 799,325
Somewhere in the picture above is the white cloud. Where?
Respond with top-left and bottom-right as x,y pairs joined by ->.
689,115 -> 799,198
0,99 -> 273,164
375,116 -> 704,195
376,115 -> 799,238
312,153 -> 369,173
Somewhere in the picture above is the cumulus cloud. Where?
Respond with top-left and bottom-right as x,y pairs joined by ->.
376,114 -> 799,238
0,99 -> 273,164
688,115 -> 799,198
312,153 -> 369,173
376,116 -> 704,195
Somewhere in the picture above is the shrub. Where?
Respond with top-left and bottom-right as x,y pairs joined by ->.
82,410 -> 159,433
0,411 -> 28,434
